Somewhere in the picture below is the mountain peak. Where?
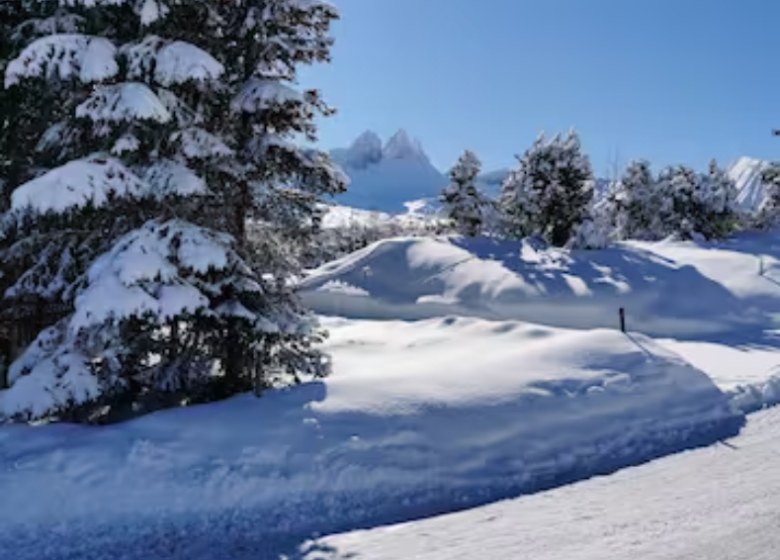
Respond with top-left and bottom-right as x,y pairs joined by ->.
383,129 -> 428,162
341,130 -> 382,169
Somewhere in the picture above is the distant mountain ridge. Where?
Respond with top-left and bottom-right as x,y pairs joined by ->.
329,130 -> 775,214
329,130 -> 446,212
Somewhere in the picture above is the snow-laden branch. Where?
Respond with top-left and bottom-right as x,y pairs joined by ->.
76,82 -> 171,124
71,219 -> 259,331
144,160 -> 208,198
231,78 -> 302,113
5,34 -> 118,87
170,127 -> 233,159
11,155 -> 148,213
123,36 -> 223,87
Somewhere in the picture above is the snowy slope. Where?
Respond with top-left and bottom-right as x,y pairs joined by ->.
301,235 -> 770,337
0,316 -> 744,559
307,406 -> 780,560
728,156 -> 771,211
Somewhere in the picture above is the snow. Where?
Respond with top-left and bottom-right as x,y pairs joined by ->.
728,155 -> 771,212
143,160 -> 208,197
10,155 -> 148,213
304,406 -> 780,560
231,78 -> 303,113
382,129 -> 427,161
301,235 -> 767,337
69,219 -> 239,331
75,82 -> 171,124
0,316 -> 743,554
154,41 -> 223,86
4,34 -> 118,87
170,127 -> 233,159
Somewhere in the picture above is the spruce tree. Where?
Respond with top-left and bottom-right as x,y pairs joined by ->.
757,163 -> 780,228
0,0 -> 345,422
654,163 -> 737,240
499,130 -> 593,246
604,159 -> 657,240
440,150 -> 487,237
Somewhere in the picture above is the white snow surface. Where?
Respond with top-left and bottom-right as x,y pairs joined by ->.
10,155 -> 148,213
0,316 -> 743,556
301,234 -> 778,337
728,155 -> 772,211
75,82 -> 171,124
307,406 -> 780,560
4,34 -> 118,87
154,40 -> 223,86
231,78 -> 302,113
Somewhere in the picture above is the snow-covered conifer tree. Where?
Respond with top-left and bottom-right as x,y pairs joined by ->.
752,163 -> 780,229
603,159 -> 657,240
653,162 -> 737,240
0,0 -> 345,422
499,130 -> 593,246
440,150 -> 487,237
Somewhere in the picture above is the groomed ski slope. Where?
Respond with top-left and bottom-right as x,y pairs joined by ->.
305,406 -> 780,560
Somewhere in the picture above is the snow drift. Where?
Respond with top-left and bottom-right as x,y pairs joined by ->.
0,316 -> 743,547
301,236 -> 764,337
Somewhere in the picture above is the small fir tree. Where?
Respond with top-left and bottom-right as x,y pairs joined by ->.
440,150 -> 487,237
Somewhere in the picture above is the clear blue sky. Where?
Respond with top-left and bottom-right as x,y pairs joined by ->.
300,0 -> 780,177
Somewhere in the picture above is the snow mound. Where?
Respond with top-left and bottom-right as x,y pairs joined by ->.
0,317 -> 743,540
301,236 -> 759,337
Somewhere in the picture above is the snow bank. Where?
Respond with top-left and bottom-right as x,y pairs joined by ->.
301,236 -> 760,337
0,317 -> 743,542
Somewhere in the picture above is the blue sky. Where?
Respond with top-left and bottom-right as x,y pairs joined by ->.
301,0 -> 780,176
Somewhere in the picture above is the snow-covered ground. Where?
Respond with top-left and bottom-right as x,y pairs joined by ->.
305,406 -> 780,560
301,234 -> 778,336
7,229 -> 780,559
0,316 -> 744,559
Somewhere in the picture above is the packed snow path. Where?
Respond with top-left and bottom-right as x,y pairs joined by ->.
307,407 -> 780,560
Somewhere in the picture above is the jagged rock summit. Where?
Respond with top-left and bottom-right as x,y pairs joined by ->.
331,129 -> 446,212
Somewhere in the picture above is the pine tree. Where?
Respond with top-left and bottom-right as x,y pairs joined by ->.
653,163 -> 737,240
499,130 -> 594,246
756,163 -> 780,229
604,159 -> 657,240
440,150 -> 487,237
0,0 -> 345,422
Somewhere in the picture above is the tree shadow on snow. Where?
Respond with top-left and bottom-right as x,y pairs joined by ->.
447,236 -> 752,334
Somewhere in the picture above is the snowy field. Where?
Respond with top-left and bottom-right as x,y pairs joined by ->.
0,316 -> 744,559
304,406 -> 780,560
6,229 -> 780,559
301,234 -> 780,336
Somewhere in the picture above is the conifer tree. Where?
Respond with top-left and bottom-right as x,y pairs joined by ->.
440,150 -> 487,237
499,130 -> 593,246
0,0 -> 345,422
757,163 -> 780,228
603,159 -> 657,239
